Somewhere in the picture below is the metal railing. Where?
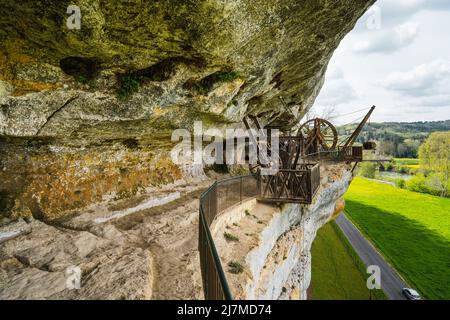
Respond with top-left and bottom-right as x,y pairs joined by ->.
199,175 -> 259,300
199,165 -> 321,299
304,146 -> 363,162
339,146 -> 363,162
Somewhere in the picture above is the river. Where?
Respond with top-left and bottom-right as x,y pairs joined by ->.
378,171 -> 413,180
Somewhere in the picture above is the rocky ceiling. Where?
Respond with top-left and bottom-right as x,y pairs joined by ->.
0,0 -> 375,219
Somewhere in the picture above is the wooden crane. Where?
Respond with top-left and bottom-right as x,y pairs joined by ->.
241,105 -> 376,203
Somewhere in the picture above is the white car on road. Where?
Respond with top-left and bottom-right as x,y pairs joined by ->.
402,288 -> 421,300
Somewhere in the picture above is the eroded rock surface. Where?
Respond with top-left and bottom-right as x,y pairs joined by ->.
0,218 -> 154,299
0,0 -> 373,220
0,0 -> 374,300
0,178 -> 207,299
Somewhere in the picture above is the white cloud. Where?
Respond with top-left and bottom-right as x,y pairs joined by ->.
378,60 -> 450,117
356,0 -> 450,29
382,0 -> 450,17
413,94 -> 450,108
326,66 -> 344,80
314,67 -> 356,106
382,59 -> 450,96
353,22 -> 419,54
312,1 -> 450,123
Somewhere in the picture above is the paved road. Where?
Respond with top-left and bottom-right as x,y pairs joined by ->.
335,213 -> 408,300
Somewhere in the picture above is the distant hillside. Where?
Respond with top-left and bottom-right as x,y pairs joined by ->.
337,120 -> 450,158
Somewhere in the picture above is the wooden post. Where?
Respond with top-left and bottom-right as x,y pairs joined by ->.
343,106 -> 376,148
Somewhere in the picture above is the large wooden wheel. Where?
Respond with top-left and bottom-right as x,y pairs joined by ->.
298,118 -> 338,151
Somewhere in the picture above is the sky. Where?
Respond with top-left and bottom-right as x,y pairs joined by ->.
310,0 -> 450,124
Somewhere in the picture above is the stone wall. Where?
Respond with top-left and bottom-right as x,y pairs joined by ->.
213,164 -> 352,299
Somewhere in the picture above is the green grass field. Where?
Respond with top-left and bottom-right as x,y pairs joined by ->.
310,221 -> 386,300
345,177 -> 450,300
393,158 -> 419,166
393,158 -> 420,170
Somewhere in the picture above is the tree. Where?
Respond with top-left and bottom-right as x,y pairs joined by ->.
404,139 -> 420,158
378,140 -> 396,156
397,142 -> 408,158
358,162 -> 377,179
303,105 -> 336,121
418,132 -> 450,197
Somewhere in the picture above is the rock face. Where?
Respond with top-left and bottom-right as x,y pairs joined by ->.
213,164 -> 352,300
0,218 -> 154,299
0,178 -> 207,300
0,0 -> 374,301
293,167 -> 353,299
0,0 -> 374,220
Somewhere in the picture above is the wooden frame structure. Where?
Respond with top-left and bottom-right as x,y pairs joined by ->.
257,164 -> 320,204
243,106 -> 375,204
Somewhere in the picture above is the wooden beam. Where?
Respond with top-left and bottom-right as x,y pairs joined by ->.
343,106 -> 376,148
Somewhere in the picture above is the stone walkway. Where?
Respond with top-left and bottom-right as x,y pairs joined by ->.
0,179 -> 208,300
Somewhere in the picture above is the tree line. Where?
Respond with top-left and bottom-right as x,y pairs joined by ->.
338,120 -> 450,158
358,131 -> 450,198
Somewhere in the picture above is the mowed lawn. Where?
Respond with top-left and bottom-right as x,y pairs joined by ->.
393,158 -> 419,166
345,177 -> 450,300
393,158 -> 420,169
310,222 -> 386,300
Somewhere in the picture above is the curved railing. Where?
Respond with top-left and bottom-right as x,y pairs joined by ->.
198,175 -> 259,300
198,164 -> 320,300
305,146 -> 363,162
